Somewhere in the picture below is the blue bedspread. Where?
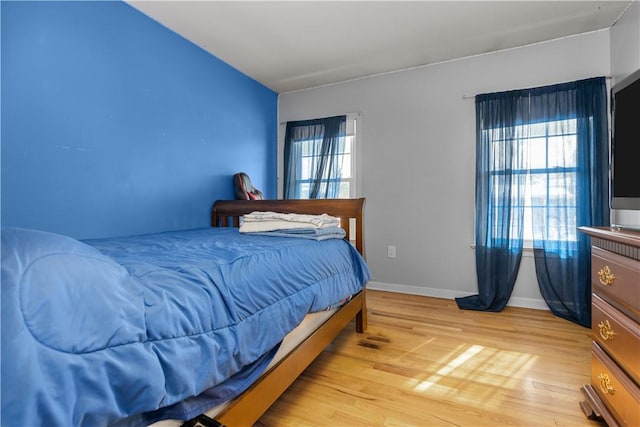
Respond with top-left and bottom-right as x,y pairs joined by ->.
1,227 -> 370,427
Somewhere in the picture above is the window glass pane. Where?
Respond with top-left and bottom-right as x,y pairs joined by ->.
336,154 -> 351,178
550,172 -> 576,205
527,136 -> 547,169
298,139 -> 314,156
529,171 -> 577,241
486,118 -> 578,243
337,182 -> 350,199
547,118 -> 576,135
300,157 -> 313,180
528,121 -> 548,136
490,138 -> 506,171
343,136 -> 353,154
531,206 -> 577,241
548,135 -> 576,168
299,183 -> 311,199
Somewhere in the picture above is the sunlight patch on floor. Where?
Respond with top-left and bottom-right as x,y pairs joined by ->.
413,344 -> 484,392
410,342 -> 539,400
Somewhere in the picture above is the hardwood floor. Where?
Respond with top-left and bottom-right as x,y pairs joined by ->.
257,290 -> 605,426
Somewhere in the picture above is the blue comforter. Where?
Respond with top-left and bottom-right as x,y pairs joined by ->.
1,227 -> 370,426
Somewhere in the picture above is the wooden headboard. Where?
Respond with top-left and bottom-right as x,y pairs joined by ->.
211,198 -> 366,257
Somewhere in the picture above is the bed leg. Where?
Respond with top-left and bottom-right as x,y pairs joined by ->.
356,289 -> 367,333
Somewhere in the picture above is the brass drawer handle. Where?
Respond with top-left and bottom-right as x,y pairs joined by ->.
597,320 -> 616,340
598,373 -> 615,395
598,266 -> 616,286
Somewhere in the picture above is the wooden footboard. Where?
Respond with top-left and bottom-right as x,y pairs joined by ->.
208,198 -> 368,426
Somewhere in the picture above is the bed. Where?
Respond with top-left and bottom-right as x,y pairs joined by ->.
1,198 -> 369,427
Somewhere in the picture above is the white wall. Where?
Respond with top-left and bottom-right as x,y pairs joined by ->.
611,0 -> 640,82
278,30 -> 611,309
610,0 -> 640,230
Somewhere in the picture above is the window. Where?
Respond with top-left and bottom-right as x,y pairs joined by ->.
487,118 -> 579,245
465,77 -> 609,323
284,114 -> 357,199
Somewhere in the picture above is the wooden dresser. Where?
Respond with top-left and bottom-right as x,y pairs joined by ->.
579,227 -> 640,427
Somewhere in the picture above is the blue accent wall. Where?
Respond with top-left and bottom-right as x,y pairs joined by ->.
1,1 -> 277,239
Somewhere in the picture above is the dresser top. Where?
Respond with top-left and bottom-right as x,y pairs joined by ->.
579,226 -> 640,249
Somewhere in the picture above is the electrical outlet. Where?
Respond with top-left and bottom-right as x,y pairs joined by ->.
387,245 -> 396,258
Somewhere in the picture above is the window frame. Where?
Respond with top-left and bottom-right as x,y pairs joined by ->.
486,117 -> 580,248
280,114 -> 358,200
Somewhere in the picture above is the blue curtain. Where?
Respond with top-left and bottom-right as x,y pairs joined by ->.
283,116 -> 346,199
530,78 -> 609,327
456,77 -> 609,325
455,91 -> 531,312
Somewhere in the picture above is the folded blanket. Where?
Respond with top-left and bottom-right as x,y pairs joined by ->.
240,211 -> 340,234
248,226 -> 346,241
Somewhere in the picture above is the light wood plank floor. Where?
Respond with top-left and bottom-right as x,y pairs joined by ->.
257,290 -> 604,426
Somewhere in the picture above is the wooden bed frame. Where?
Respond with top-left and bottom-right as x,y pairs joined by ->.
203,198 -> 368,426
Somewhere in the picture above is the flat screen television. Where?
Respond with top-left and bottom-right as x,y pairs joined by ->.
610,68 -> 640,213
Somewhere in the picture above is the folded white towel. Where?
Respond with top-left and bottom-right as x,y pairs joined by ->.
245,226 -> 346,241
240,211 -> 340,233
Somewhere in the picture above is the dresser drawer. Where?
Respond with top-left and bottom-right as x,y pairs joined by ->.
592,247 -> 640,319
592,342 -> 640,427
593,294 -> 640,384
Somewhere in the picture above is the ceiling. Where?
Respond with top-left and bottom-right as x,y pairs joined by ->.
128,1 -> 632,93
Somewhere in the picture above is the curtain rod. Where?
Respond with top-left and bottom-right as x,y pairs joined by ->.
462,75 -> 613,100
279,111 -> 361,125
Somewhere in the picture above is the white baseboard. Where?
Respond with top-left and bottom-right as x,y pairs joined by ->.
366,281 -> 550,310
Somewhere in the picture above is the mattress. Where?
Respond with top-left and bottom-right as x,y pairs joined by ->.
151,308 -> 337,426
